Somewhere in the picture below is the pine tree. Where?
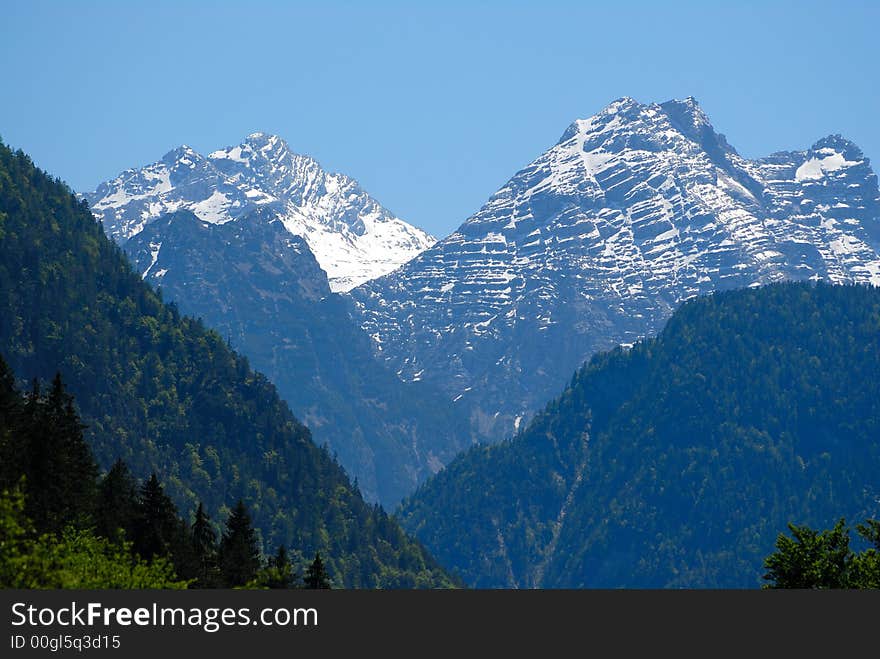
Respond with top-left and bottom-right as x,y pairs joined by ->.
303,552 -> 331,589
0,354 -> 22,488
219,500 -> 261,587
190,502 -> 219,587
0,354 -> 18,427
16,374 -> 97,534
264,544 -> 296,589
20,378 -> 51,530
48,373 -> 98,526
134,474 -> 184,562
95,459 -> 139,542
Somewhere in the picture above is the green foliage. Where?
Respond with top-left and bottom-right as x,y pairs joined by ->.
0,487 -> 186,589
1,361 -> 440,590
763,518 -> 880,589
0,366 -> 186,588
30,529 -> 187,589
0,485 -> 33,587
0,140 -> 454,588
856,520 -> 880,551
248,545 -> 298,589
0,358 -> 448,590
401,282 -> 880,587
762,519 -> 851,588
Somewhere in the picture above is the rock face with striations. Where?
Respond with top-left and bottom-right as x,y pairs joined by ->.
351,97 -> 880,443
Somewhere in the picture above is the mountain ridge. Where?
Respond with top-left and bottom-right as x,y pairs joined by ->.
83,133 -> 435,291
352,96 -> 880,444
398,282 -> 880,588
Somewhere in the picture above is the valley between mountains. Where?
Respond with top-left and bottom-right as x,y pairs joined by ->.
84,97 -> 880,512
2,95 -> 878,588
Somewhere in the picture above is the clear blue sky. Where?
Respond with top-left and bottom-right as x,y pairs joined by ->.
2,0 -> 878,238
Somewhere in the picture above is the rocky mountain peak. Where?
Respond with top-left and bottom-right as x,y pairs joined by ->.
83,135 -> 435,291
353,96 -> 880,444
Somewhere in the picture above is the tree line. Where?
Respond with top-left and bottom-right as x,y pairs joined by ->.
0,356 -> 329,589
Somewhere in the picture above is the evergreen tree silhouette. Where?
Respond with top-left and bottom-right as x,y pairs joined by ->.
95,459 -> 138,542
265,544 -> 296,589
304,552 -> 331,589
0,355 -> 22,487
16,374 -> 96,533
190,502 -> 219,587
219,500 -> 261,587
134,473 -> 183,562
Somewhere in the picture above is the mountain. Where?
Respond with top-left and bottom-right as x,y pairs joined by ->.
0,139 -> 454,588
125,208 -> 471,506
83,133 -> 435,291
398,282 -> 880,588
352,97 -> 880,443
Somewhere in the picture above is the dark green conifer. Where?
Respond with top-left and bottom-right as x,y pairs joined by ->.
303,551 -> 331,589
134,473 -> 183,562
218,500 -> 261,587
190,502 -> 219,587
49,374 -> 97,524
95,459 -> 138,542
264,544 -> 296,589
0,355 -> 22,488
16,374 -> 96,534
0,355 -> 18,425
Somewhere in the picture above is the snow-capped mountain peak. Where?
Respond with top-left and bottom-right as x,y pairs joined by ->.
353,96 -> 880,443
792,136 -> 864,182
83,136 -> 435,291
161,144 -> 199,162
662,96 -> 712,129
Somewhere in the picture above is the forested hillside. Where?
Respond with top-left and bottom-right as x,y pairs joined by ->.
0,140 -> 453,588
0,360 -> 335,588
400,283 -> 880,587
